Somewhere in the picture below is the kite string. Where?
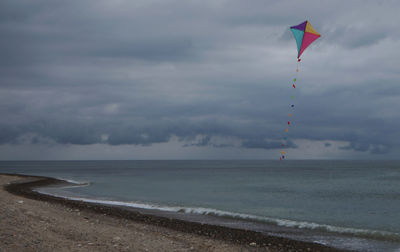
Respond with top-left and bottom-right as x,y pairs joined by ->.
280,58 -> 300,160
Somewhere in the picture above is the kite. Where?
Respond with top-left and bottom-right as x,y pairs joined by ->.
290,21 -> 321,60
280,20 -> 320,160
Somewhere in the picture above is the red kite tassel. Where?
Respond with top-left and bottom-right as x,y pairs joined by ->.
293,84 -> 296,88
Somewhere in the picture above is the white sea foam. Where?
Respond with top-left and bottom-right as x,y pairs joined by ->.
63,178 -> 85,184
57,177 -> 89,185
34,190 -> 400,242
33,177 -> 90,190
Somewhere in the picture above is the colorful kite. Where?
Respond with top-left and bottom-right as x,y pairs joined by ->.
280,20 -> 320,160
290,21 -> 321,59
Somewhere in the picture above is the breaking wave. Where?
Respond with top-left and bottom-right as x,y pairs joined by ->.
35,187 -> 400,242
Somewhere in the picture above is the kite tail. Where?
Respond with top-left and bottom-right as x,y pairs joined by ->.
280,58 -> 300,160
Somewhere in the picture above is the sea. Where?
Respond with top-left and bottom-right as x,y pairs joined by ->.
1,160 -> 399,252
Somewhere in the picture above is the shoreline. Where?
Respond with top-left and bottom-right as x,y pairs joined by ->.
1,173 -> 350,252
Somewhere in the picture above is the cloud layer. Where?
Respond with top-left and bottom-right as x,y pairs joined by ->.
1,0 -> 400,159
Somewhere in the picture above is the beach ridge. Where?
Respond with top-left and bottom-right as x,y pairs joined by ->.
1,174 -> 350,252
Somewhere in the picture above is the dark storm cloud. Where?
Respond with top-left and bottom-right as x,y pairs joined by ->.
329,26 -> 388,49
340,142 -> 391,155
93,38 -> 195,61
1,0 -> 400,159
242,139 -> 296,150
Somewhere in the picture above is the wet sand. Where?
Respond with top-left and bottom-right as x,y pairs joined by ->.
0,174 -> 350,252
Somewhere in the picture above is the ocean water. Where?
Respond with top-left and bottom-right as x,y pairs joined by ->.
1,160 -> 400,251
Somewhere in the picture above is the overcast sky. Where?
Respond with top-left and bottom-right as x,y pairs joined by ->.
1,0 -> 399,160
